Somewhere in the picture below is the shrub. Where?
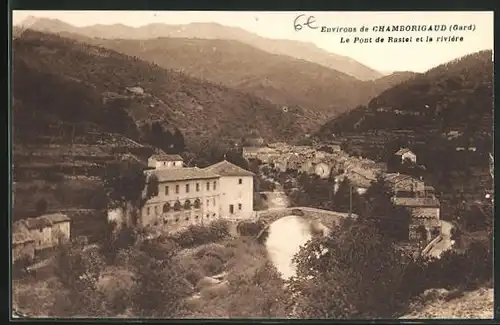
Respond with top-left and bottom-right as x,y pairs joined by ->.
170,220 -> 231,248
35,198 -> 48,215
194,244 -> 233,276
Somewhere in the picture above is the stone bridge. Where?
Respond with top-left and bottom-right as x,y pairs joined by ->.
255,206 -> 357,228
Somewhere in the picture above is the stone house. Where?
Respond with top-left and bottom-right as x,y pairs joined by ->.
43,213 -> 71,245
148,154 -> 184,169
385,173 -> 425,196
392,197 -> 441,242
18,217 -> 53,251
395,148 -> 417,164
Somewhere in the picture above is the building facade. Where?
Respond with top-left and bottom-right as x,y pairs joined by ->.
13,213 -> 71,253
18,217 -> 53,251
140,158 -> 254,232
204,160 -> 254,220
148,154 -> 184,169
393,197 -> 441,242
43,213 -> 71,245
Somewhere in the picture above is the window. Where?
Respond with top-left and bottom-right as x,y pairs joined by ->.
165,186 -> 169,196
206,182 -> 210,190
163,162 -> 166,166
185,216 -> 189,221
195,215 -> 199,219
164,219 -> 168,224
194,198 -> 201,209
154,206 -> 158,214
184,200 -> 191,210
163,203 -> 171,213
206,199 -> 209,207
174,201 -> 182,211
175,185 -> 179,194
213,181 -> 217,190
238,203 -> 242,210
186,184 -> 190,193
175,217 -> 179,222
238,178 -> 243,184
196,183 -> 200,192
213,198 -> 216,206
212,213 -> 216,217
147,207 -> 150,215
229,204 -> 234,214
206,214 -> 209,218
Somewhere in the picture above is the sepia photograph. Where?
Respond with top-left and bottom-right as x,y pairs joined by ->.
10,10 -> 494,319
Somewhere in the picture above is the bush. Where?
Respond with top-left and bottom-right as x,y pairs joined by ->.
194,244 -> 233,276
170,220 -> 231,248
397,235 -> 493,303
289,219 -> 413,318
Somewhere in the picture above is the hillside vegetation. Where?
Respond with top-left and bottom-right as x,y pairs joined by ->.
16,24 -> 416,129
317,50 -> 493,138
19,17 -> 383,81
13,30 -> 306,145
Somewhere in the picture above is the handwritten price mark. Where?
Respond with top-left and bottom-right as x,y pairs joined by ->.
294,14 -> 318,31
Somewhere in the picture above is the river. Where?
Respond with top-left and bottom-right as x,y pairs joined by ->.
265,214 -> 316,280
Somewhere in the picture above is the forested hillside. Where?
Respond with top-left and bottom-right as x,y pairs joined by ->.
317,50 -> 493,138
13,30 -> 306,147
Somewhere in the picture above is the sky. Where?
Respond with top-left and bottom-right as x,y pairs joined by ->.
12,10 -> 494,73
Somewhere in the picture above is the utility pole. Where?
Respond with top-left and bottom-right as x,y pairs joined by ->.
349,183 -> 353,217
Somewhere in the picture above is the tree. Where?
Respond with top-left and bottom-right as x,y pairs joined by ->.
128,242 -> 192,317
171,128 -> 186,153
332,178 -> 363,214
145,174 -> 159,199
35,198 -> 48,215
52,237 -> 107,316
289,218 -> 411,318
363,175 -> 411,242
102,162 -> 148,226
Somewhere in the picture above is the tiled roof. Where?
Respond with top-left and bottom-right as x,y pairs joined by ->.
395,148 -> 412,155
203,160 -> 254,177
385,173 -> 415,184
150,154 -> 183,162
41,213 -> 70,224
149,167 -> 220,182
393,197 -> 440,208
19,217 -> 52,229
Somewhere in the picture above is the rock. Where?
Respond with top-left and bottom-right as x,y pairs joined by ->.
196,276 -> 220,290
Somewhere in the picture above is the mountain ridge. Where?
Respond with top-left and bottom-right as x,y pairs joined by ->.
14,22 -> 418,129
16,16 -> 383,81
13,30 -> 307,148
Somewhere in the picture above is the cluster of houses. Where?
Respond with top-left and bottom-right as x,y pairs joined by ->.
243,143 -> 442,245
12,213 -> 71,263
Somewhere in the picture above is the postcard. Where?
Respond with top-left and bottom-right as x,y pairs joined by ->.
11,10 -> 494,320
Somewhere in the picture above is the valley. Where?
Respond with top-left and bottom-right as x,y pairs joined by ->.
11,12 -> 494,320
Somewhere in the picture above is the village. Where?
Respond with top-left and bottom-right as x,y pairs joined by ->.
13,135 -> 467,268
